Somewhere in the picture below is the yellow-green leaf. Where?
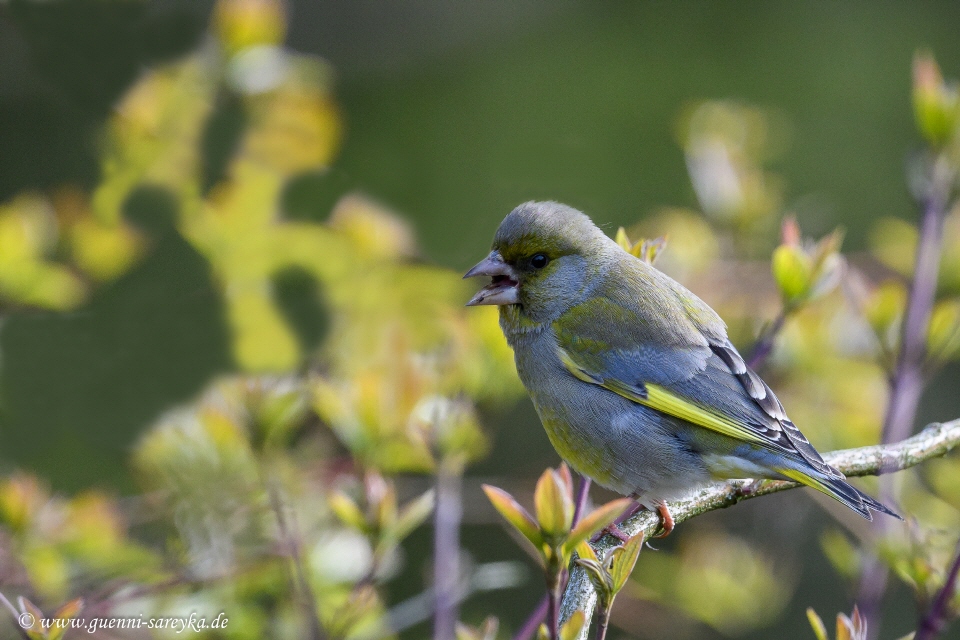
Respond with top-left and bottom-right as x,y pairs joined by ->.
482,484 -> 542,547
806,608 -> 828,640
929,299 -> 960,362
772,244 -> 812,303
329,490 -> 368,532
534,468 -> 574,541
390,489 -> 435,542
913,51 -> 959,147
376,481 -> 398,530
559,610 -> 587,640
575,556 -> 614,604
575,540 -> 598,564
564,498 -> 632,554
609,532 -> 645,593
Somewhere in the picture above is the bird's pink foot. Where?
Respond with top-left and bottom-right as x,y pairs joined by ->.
653,501 -> 674,538
736,479 -> 764,497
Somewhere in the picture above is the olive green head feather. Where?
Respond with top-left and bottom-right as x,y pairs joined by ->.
465,202 -> 618,323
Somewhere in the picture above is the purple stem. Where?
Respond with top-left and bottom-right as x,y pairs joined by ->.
433,462 -> 463,640
513,597 -> 549,640
547,584 -> 560,640
746,310 -> 787,370
573,476 -> 592,524
881,161 -> 950,447
859,155 -> 952,640
513,475 -> 592,640
915,540 -> 960,640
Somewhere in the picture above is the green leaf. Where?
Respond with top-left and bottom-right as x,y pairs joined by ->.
482,484 -> 543,547
329,490 -> 368,532
559,610 -> 587,640
912,51 -> 959,147
575,556 -> 614,603
806,608 -> 828,640
375,481 -> 398,530
556,463 -> 574,497
575,540 -> 598,564
772,244 -> 812,303
929,299 -> 960,363
534,468 -> 574,541
390,489 -> 435,542
564,498 -> 632,554
609,532 -> 645,593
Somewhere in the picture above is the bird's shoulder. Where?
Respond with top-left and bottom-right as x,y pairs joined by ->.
551,256 -> 719,386
553,255 -> 837,475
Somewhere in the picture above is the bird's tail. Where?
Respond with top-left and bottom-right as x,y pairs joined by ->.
777,468 -> 902,521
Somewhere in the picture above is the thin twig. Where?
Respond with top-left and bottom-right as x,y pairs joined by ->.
859,154 -> 954,638
513,598 -> 549,640
547,582 -> 560,640
595,608 -> 610,640
573,476 -> 592,524
559,419 -> 960,640
433,460 -> 463,640
881,155 -> 952,448
746,309 -> 787,370
268,484 -> 326,640
915,538 -> 960,640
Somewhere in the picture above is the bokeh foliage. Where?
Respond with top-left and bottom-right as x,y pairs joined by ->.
0,2 -> 959,640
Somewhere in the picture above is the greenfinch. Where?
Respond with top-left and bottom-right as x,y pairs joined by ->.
465,201 -> 898,533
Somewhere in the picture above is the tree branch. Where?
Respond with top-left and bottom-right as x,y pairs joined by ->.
559,419 -> 960,639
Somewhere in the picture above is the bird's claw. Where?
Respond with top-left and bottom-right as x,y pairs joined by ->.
653,502 -> 674,538
736,479 -> 764,497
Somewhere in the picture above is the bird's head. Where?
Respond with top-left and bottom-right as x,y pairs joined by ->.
464,201 -> 613,322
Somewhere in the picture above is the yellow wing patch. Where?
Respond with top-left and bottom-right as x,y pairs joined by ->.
557,346 -> 767,446
776,467 -> 832,497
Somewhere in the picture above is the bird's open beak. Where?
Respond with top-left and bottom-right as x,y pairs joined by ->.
463,251 -> 520,306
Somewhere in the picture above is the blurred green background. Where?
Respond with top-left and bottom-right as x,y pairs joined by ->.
2,1 -> 960,639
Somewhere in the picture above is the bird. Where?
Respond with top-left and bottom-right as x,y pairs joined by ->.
464,201 -> 899,536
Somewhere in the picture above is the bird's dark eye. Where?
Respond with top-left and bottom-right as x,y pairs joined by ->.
530,253 -> 549,269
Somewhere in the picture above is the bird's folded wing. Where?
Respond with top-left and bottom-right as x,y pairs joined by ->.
553,303 -> 840,477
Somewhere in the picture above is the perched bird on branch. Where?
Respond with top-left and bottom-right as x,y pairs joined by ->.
465,201 -> 899,535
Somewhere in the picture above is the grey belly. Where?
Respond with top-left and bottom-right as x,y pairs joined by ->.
528,372 -> 713,500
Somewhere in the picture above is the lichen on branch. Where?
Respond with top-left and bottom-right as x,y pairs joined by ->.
560,418 -> 960,639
